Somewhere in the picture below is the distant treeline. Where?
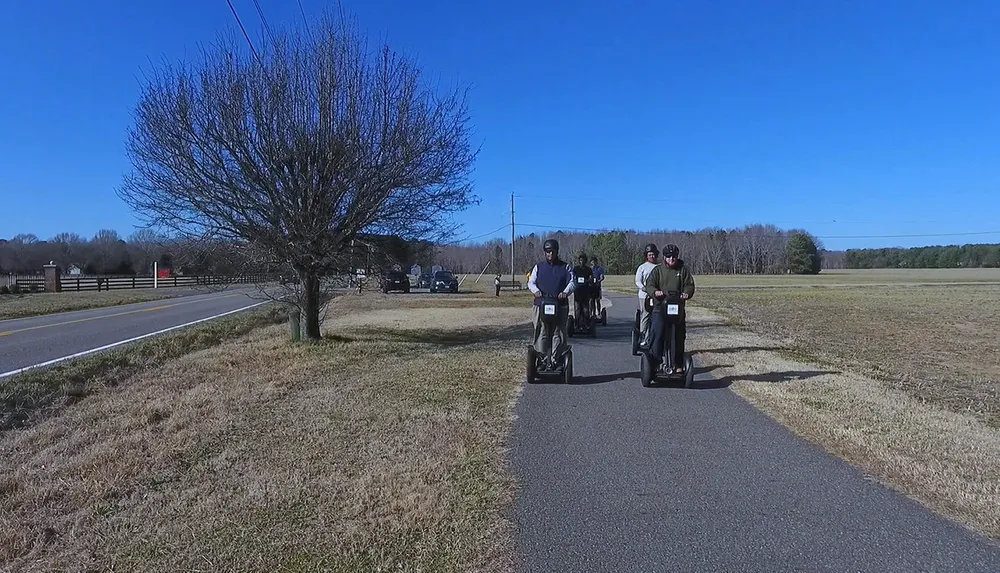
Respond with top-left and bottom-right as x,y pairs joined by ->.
10,226 -> 989,277
0,230 -> 262,276
0,230 -> 428,276
844,244 -> 1000,269
437,224 -> 828,275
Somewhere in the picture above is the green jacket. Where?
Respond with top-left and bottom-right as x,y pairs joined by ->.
643,260 -> 695,306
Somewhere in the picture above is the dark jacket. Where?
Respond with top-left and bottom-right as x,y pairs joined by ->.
643,260 -> 695,308
533,259 -> 573,306
572,265 -> 594,300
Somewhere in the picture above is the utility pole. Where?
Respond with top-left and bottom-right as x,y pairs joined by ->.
510,193 -> 515,286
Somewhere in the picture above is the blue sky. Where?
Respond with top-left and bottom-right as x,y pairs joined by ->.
2,0 -> 999,251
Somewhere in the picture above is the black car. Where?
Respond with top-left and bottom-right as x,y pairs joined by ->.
382,270 -> 411,293
430,270 -> 459,293
417,272 -> 433,289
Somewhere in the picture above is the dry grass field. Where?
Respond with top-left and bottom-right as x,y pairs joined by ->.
0,289 -> 183,320
698,284 -> 1000,426
662,268 -> 1000,540
600,267 -> 1000,291
1,290 -> 533,572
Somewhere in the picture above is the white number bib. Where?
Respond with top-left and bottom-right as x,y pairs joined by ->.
667,304 -> 679,316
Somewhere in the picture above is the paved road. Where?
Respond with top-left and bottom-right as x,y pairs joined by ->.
510,294 -> 1000,572
0,289 -> 266,376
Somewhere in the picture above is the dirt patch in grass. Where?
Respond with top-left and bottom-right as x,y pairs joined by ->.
1,291 -> 529,572
0,290 -> 185,320
682,300 -> 1000,541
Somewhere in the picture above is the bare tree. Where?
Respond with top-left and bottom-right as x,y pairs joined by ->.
92,229 -> 124,273
128,229 -> 167,274
117,11 -> 478,339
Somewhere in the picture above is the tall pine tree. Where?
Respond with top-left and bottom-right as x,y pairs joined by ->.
786,232 -> 822,274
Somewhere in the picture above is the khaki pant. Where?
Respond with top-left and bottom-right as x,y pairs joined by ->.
638,296 -> 651,343
532,303 -> 569,361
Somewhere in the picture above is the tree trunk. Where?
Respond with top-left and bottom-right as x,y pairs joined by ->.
303,271 -> 322,340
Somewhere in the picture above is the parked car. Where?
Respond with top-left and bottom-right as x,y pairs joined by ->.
417,272 -> 433,289
430,270 -> 459,293
382,270 -> 411,293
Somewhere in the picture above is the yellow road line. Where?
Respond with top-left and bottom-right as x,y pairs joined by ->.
0,294 -> 241,337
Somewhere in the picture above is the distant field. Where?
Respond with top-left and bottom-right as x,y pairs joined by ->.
697,283 -> 1000,426
601,268 -> 1000,292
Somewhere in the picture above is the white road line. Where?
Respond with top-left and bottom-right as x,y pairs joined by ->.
0,301 -> 269,379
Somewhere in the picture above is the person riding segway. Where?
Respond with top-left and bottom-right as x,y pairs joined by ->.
590,257 -> 607,325
640,243 -> 696,387
631,243 -> 659,355
569,254 -> 596,337
525,239 -> 576,383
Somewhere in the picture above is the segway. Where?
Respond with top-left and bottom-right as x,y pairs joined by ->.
593,293 -> 607,326
631,295 -> 653,356
631,308 -> 642,356
526,295 -> 574,384
567,282 -> 597,338
639,292 -> 695,388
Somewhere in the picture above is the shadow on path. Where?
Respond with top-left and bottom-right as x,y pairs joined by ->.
710,369 -> 839,386
690,345 -> 787,356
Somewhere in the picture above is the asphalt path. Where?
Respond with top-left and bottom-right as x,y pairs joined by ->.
0,288 -> 266,376
509,293 -> 1000,572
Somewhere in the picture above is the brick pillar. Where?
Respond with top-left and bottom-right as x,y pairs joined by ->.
43,263 -> 62,293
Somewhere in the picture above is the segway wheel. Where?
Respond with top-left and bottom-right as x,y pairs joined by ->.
588,318 -> 597,337
601,308 -> 607,326
630,328 -> 640,356
526,347 -> 538,384
640,353 -> 654,388
563,349 -> 574,384
684,354 -> 695,389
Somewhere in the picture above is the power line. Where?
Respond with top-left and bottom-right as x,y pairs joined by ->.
514,222 -> 1000,241
225,0 -> 260,62
296,0 -> 311,38
251,0 -> 276,44
439,224 -> 510,246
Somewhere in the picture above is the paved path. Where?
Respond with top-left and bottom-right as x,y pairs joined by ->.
0,289 -> 266,376
509,294 -> 1000,572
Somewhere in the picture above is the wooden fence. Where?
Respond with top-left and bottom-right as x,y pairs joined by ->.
3,273 -> 276,292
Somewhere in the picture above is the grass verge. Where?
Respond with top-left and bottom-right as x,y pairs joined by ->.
681,286 -> 1000,542
1,290 -> 530,572
1,304 -> 286,432
0,290 -> 184,320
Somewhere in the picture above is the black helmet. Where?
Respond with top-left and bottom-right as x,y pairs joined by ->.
543,239 -> 559,253
643,243 -> 659,255
578,253 -> 588,262
663,243 -> 680,258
